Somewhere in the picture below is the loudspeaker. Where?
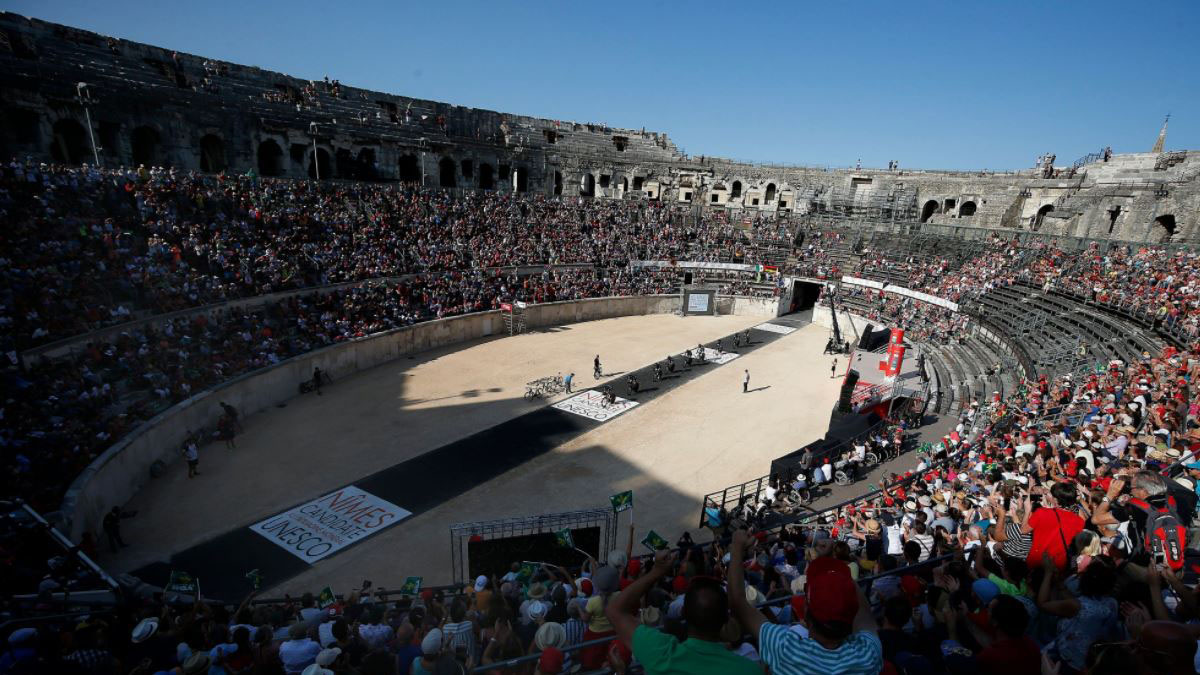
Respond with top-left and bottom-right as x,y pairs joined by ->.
836,369 -> 860,413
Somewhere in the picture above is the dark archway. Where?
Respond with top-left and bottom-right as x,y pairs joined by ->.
515,166 -> 528,192
257,139 -> 283,176
461,159 -> 473,180
731,180 -> 742,198
357,148 -> 377,180
620,176 -> 628,192
439,157 -> 456,188
398,154 -> 421,183
581,173 -> 595,197
308,147 -> 331,179
553,170 -> 563,195
959,201 -> 977,217
920,200 -> 939,223
335,148 -> 355,179
51,119 -> 89,165
633,176 -> 644,191
1034,204 -> 1054,229
479,163 -> 494,190
131,126 -> 160,167
764,183 -> 777,203
1153,214 -> 1177,243
199,134 -> 226,173
3,107 -> 41,156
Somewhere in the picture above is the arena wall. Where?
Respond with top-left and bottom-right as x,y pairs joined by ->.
3,13 -> 1196,241
60,294 -> 777,541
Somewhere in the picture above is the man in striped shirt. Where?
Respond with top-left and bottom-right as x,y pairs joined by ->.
727,529 -> 882,675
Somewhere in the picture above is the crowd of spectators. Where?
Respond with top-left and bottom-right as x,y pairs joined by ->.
8,334 -> 1200,675
9,164 -> 1200,674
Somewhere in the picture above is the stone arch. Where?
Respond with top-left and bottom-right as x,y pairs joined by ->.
460,159 -> 473,180
51,118 -> 89,165
764,183 -> 777,203
398,154 -> 421,183
581,173 -> 595,197
199,134 -> 226,173
553,170 -> 563,195
731,180 -> 742,198
620,176 -> 628,192
514,166 -> 528,192
438,156 -> 456,188
1152,214 -> 1177,243
308,147 -> 331,179
131,126 -> 160,167
920,200 -> 939,223
1034,204 -> 1054,229
479,163 -> 494,190
257,139 -> 283,176
959,201 -> 977,217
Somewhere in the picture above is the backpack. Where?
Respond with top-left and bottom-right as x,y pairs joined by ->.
1128,496 -> 1187,570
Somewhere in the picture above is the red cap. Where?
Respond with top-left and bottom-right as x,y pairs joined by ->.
900,575 -> 923,602
539,646 -> 564,673
790,594 -> 806,620
579,579 -> 593,596
626,559 -> 642,577
420,589 -> 434,602
805,561 -> 858,625
672,575 -> 689,593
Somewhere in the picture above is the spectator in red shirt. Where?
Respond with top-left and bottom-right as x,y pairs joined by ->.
1022,482 -> 1084,571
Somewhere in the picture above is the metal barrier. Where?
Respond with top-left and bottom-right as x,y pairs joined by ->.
697,418 -> 892,529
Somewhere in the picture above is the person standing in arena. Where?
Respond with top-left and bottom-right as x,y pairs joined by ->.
831,359 -> 838,379
594,355 -> 602,379
182,436 -> 200,478
564,372 -> 574,393
743,369 -> 750,393
312,367 -> 324,395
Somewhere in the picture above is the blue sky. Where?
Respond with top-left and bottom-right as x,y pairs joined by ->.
8,1 -> 1198,170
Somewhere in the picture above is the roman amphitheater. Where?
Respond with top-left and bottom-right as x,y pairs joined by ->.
3,10 -> 1200,675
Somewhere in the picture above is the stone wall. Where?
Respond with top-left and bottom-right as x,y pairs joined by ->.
59,294 -> 777,541
1,12 -> 1196,240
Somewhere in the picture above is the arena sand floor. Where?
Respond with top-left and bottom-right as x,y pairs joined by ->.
105,313 -> 849,599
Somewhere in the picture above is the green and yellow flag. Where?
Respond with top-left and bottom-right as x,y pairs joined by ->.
399,576 -> 422,596
641,530 -> 669,552
317,586 -> 336,609
166,570 -> 197,594
554,528 -> 575,549
610,490 -> 634,513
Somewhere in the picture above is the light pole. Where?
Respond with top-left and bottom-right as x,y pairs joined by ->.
308,121 -> 320,180
76,82 -> 101,167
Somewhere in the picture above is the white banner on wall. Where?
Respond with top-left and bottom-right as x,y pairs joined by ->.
553,390 -> 640,422
839,276 -> 959,312
632,260 -> 758,272
686,293 -> 712,313
250,486 -> 411,563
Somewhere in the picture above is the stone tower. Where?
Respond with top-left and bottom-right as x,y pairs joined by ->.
1152,114 -> 1169,153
